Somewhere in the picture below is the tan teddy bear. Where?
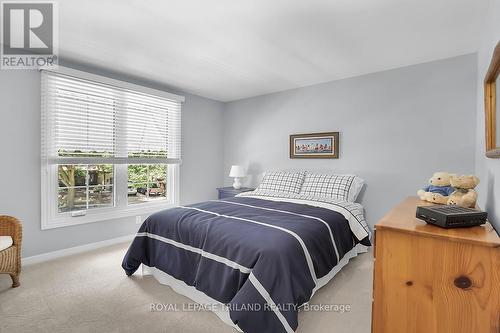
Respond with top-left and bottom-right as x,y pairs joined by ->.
447,175 -> 480,208
417,172 -> 456,205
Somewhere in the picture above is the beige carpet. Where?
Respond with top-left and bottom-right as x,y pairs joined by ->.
0,242 -> 373,333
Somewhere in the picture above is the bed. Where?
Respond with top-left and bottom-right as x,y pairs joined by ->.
122,172 -> 371,333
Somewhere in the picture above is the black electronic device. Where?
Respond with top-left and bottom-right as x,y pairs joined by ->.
416,205 -> 488,229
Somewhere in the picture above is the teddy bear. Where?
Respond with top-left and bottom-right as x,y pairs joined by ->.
446,175 -> 480,208
417,172 -> 456,204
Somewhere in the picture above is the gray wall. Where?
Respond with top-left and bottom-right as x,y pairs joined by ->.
0,53 -> 482,257
0,64 -> 224,257
474,0 -> 500,231
223,55 -> 477,228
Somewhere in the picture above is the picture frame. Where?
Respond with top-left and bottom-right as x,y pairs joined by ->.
289,132 -> 339,159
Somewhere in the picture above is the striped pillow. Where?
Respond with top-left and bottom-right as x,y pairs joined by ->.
300,173 -> 364,202
256,171 -> 306,194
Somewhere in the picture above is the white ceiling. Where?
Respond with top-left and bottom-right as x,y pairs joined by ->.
59,0 -> 488,101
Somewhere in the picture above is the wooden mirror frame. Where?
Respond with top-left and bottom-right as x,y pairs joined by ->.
485,41 -> 500,158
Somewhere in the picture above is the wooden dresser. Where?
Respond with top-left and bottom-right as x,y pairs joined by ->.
372,197 -> 500,333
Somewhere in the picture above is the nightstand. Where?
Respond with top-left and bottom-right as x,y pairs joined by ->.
372,197 -> 500,333
217,187 -> 254,199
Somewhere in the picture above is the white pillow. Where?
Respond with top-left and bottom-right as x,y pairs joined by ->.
256,171 -> 306,194
0,236 -> 13,251
300,173 -> 364,202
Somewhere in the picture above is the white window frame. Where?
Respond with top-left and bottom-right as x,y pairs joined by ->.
40,67 -> 184,230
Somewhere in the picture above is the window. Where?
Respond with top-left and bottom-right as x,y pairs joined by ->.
41,67 -> 184,229
127,164 -> 168,204
58,164 -> 114,212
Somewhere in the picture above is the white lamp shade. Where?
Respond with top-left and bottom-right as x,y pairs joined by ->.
229,165 -> 245,178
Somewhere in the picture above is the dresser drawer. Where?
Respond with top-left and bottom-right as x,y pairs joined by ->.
372,228 -> 500,333
218,189 -> 238,199
217,187 -> 254,199
372,197 -> 500,333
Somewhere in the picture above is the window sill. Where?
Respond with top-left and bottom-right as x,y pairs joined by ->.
41,201 -> 176,230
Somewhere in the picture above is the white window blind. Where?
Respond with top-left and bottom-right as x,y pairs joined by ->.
41,69 -> 182,165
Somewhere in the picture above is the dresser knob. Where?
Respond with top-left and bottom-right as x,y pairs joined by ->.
454,276 -> 472,289
405,281 -> 413,286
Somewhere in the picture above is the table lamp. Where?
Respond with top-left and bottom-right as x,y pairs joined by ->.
229,165 -> 245,189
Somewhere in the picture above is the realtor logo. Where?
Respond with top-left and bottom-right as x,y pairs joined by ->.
1,1 -> 58,69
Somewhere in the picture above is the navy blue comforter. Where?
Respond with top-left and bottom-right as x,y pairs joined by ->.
122,196 -> 359,333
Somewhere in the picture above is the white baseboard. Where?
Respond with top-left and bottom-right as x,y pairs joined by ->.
22,234 -> 135,266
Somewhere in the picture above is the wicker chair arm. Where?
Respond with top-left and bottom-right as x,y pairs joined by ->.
0,216 -> 22,246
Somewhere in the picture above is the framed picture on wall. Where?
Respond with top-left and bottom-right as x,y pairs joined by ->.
289,132 -> 339,159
